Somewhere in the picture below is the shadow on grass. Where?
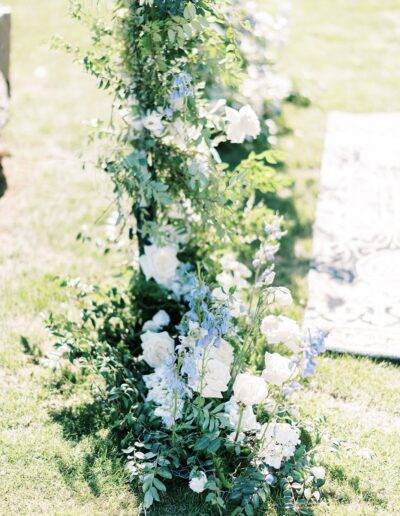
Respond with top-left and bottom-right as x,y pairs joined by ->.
265,188 -> 313,297
50,402 -> 106,442
328,465 -> 388,510
326,350 -> 400,366
49,402 -> 137,500
149,478 -> 278,516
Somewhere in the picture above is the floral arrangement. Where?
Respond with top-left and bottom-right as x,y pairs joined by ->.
49,0 -> 325,513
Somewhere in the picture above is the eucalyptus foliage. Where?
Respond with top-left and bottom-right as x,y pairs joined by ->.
49,1 -> 325,513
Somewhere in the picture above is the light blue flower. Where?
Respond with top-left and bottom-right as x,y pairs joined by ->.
171,71 -> 193,103
301,329 -> 327,378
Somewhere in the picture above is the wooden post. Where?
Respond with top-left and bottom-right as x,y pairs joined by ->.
0,6 -> 11,95
0,6 -> 10,197
0,6 -> 10,130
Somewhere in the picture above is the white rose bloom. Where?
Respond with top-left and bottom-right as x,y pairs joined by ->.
264,270 -> 276,284
217,271 -> 249,291
260,315 -> 301,352
212,286 -> 228,302
191,339 -> 233,398
144,367 -> 184,427
143,111 -> 163,136
262,352 -> 295,387
233,372 -> 268,406
220,253 -> 251,277
258,422 -> 300,469
225,398 -> 260,432
225,104 -> 261,143
267,287 -> 292,306
216,271 -> 236,290
152,309 -> 170,328
141,331 -> 175,368
164,119 -> 202,150
142,309 -> 171,331
189,471 -> 208,493
208,338 -> 234,366
228,431 -> 245,443
212,287 -> 246,318
201,361 -> 230,398
311,466 -> 326,480
217,254 -> 252,292
139,245 -> 180,289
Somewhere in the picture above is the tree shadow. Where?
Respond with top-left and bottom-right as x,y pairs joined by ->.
327,464 -> 388,509
49,402 -> 133,498
50,401 -> 107,442
264,189 -> 313,297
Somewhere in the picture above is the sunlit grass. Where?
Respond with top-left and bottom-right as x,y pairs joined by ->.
275,1 -> 400,514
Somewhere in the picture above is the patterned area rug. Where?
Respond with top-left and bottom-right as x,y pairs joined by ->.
304,112 -> 400,359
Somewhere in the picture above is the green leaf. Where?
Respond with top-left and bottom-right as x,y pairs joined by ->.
183,2 -> 196,20
158,469 -> 172,479
244,504 -> 254,516
167,29 -> 175,43
194,435 -> 210,451
143,490 -> 153,509
153,478 -> 166,492
207,439 -> 221,453
150,486 -> 160,502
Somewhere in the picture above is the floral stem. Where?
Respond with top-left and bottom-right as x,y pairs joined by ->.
234,405 -> 245,442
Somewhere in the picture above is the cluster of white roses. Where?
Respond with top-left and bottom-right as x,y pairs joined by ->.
131,102 -> 261,152
137,229 -> 314,478
257,422 -> 300,469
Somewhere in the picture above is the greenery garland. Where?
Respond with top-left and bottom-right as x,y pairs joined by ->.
50,1 -> 326,513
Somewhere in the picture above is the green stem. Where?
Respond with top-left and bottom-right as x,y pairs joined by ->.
234,405 -> 245,442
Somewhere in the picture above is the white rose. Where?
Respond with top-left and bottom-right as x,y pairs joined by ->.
153,309 -> 170,328
262,352 -> 295,386
192,339 -> 233,398
260,269 -> 275,286
164,119 -> 202,150
311,466 -> 326,480
208,338 -> 234,366
267,287 -> 292,306
258,422 -> 300,469
260,315 -> 301,352
143,111 -> 164,136
304,488 -> 313,500
220,254 -> 251,278
212,287 -> 246,318
212,286 -> 228,302
201,360 -> 230,398
141,331 -> 175,368
233,372 -> 268,406
189,471 -> 207,493
139,245 -> 180,289
225,104 -> 261,143
225,398 -> 260,432
142,309 -> 171,331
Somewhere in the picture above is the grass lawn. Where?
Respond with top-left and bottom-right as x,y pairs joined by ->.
0,0 -> 399,515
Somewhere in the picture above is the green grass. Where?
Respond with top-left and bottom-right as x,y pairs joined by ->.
0,0 -> 399,514
273,1 -> 400,514
0,1 -> 139,514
